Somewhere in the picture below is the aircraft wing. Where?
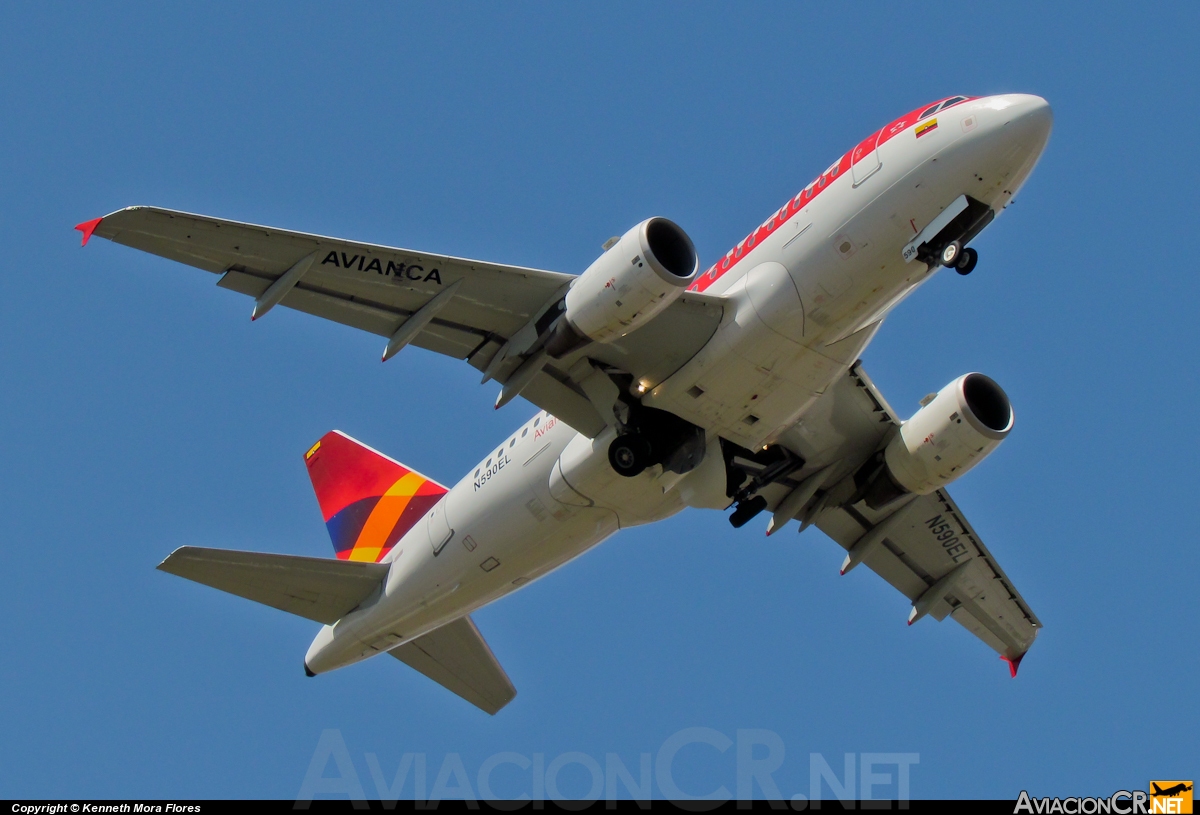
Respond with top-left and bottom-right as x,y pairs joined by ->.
157,546 -> 389,625
763,363 -> 1042,671
84,206 -> 723,438
389,616 -> 517,715
813,488 -> 1042,670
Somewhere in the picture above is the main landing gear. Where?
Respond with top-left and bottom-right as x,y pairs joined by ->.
729,495 -> 768,528
940,241 -> 978,276
608,433 -> 653,477
722,441 -> 804,529
606,400 -> 708,479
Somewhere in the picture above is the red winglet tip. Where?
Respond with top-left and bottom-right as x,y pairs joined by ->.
1001,653 -> 1025,678
906,619 -> 914,626
75,217 -> 102,247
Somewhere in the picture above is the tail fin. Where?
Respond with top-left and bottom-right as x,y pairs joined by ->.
304,430 -> 448,562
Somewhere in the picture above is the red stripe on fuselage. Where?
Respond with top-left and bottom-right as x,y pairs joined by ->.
688,97 -> 972,294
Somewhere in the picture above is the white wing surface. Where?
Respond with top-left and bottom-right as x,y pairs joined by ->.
814,489 -> 1041,669
86,206 -> 723,437
761,363 -> 1041,672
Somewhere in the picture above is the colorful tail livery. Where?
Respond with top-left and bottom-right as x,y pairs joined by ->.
304,431 -> 447,562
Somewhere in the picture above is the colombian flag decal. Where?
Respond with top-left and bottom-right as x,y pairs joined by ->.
304,430 -> 448,562
915,118 -> 938,138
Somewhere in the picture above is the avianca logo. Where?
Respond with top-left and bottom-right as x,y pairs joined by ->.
320,251 -> 443,284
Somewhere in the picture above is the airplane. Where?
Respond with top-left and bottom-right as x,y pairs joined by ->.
77,92 -> 1052,714
1152,783 -> 1193,798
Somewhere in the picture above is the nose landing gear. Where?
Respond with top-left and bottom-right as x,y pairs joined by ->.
955,247 -> 978,275
940,241 -> 978,276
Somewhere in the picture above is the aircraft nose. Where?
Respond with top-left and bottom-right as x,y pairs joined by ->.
984,93 -> 1053,147
1009,94 -> 1053,137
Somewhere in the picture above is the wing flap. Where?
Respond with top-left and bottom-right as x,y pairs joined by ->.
96,206 -> 571,340
89,206 -> 724,439
157,546 -> 389,625
816,489 -> 1041,659
217,268 -> 489,359
96,205 -> 571,286
389,616 -> 517,715
522,370 -> 608,438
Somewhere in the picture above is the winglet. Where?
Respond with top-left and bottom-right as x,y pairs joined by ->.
75,217 -> 103,246
1001,653 -> 1025,678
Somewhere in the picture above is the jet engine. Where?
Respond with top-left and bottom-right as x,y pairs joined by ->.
863,373 -> 1013,508
545,218 -> 699,358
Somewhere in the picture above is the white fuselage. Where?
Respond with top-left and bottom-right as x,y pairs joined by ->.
305,93 -> 1052,674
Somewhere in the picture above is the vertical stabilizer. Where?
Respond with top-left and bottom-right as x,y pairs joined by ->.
304,431 -> 447,562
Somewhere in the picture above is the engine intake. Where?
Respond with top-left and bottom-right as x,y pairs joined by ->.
863,373 -> 1013,508
546,218 -> 699,358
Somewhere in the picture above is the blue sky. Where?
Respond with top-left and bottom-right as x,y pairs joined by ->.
1,1 -> 1196,801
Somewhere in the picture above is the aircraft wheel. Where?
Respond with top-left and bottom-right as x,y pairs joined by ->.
608,434 -> 652,478
940,241 -> 963,268
955,247 -> 978,276
729,495 -> 768,528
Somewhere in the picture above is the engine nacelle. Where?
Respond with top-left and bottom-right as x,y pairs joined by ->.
864,373 -> 1013,508
545,218 -> 699,357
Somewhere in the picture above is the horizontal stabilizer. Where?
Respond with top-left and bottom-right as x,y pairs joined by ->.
158,546 -> 388,625
389,616 -> 517,715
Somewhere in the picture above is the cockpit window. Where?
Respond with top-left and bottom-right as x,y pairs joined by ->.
920,96 -> 968,121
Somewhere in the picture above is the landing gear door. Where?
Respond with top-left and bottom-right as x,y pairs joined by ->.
851,131 -> 881,187
427,498 -> 453,555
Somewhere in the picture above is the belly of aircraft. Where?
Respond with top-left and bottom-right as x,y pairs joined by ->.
305,419 -> 630,672
646,125 -> 1015,449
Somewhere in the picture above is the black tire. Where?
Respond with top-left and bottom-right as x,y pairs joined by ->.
608,434 -> 651,477
940,241 -> 962,268
729,495 -> 768,528
955,247 -> 978,276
